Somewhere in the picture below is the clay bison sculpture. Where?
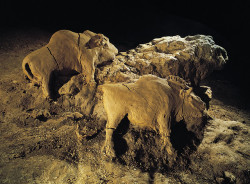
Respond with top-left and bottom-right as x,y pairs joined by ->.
22,30 -> 118,98
101,75 -> 206,160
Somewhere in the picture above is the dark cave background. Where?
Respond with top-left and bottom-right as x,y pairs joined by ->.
0,0 -> 249,107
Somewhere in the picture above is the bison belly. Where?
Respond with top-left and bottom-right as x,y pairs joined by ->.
126,101 -> 159,130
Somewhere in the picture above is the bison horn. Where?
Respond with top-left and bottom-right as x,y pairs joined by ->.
186,87 -> 193,95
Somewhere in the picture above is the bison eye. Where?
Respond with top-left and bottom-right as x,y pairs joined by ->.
104,43 -> 108,48
100,40 -> 105,45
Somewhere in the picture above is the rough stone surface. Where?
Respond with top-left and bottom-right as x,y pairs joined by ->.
111,35 -> 228,86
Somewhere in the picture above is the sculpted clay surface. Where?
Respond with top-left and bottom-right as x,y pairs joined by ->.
22,30 -> 118,98
102,75 -> 205,160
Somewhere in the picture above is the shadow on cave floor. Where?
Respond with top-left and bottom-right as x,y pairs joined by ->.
170,120 -> 203,157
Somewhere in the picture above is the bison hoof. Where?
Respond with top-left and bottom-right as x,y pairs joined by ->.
166,148 -> 177,166
162,145 -> 177,160
102,145 -> 116,159
167,148 -> 177,158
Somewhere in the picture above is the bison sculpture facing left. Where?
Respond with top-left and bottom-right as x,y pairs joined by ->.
101,75 -> 206,160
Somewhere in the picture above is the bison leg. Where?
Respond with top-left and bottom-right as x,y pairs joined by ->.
41,77 -> 51,98
102,115 -> 125,159
158,114 -> 176,158
102,128 -> 116,158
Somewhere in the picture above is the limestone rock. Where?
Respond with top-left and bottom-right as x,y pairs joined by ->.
115,35 -> 228,85
58,74 -> 86,96
59,74 -> 97,116
63,112 -> 84,120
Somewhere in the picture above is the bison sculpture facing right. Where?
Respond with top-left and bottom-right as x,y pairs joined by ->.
101,75 -> 206,161
22,30 -> 118,98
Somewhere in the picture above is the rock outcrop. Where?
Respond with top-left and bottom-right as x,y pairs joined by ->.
109,35 -> 228,86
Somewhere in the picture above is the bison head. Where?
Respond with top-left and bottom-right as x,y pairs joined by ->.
176,87 -> 206,132
85,33 -> 118,66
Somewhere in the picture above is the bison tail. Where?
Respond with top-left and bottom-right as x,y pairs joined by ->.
22,58 -> 34,80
